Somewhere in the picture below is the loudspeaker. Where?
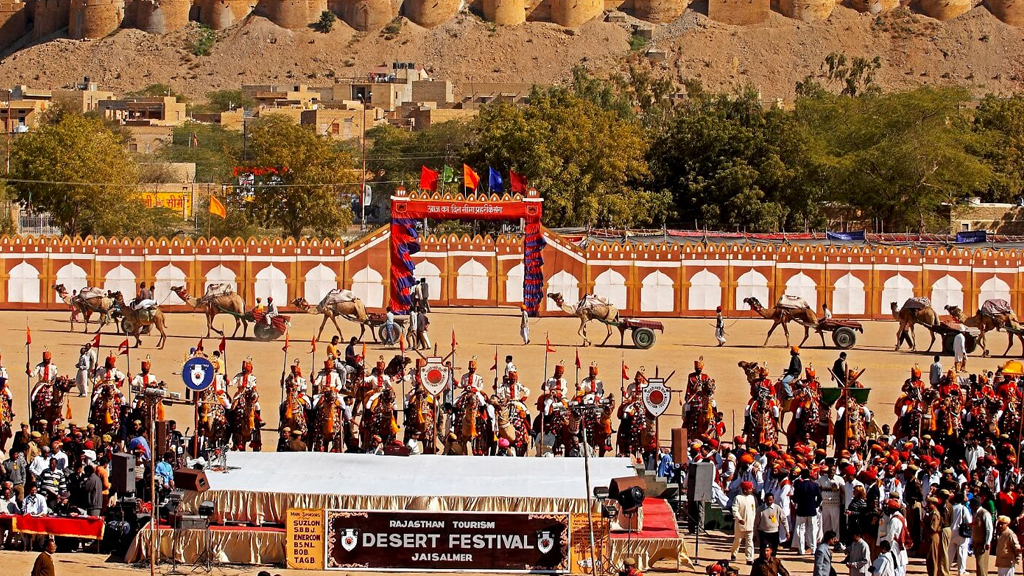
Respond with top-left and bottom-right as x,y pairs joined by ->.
609,476 -> 646,512
174,468 -> 209,492
671,428 -> 688,466
687,462 -> 715,503
110,452 -> 136,494
153,420 -> 170,457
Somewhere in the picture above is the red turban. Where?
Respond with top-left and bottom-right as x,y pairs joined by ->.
740,481 -> 754,492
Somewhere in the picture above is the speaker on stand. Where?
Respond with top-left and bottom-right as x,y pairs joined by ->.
685,461 -> 715,565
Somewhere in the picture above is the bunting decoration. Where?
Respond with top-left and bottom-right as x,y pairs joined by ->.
523,213 -> 546,317
389,216 -> 421,313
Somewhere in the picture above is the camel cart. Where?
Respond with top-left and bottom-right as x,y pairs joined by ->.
814,319 -> 864,350
597,317 -> 664,349
364,313 -> 408,343
932,321 -> 979,355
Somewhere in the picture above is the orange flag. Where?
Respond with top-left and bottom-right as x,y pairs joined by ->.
463,164 -> 480,191
209,195 -> 227,219
66,403 -> 72,420
118,339 -> 129,355
310,335 -> 316,353
362,342 -> 367,360
282,332 -> 290,352
575,348 -> 581,370
399,333 -> 405,357
622,364 -> 629,380
25,325 -> 31,346
546,338 -> 555,353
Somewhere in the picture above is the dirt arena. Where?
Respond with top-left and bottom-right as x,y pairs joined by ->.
0,307 -> 988,575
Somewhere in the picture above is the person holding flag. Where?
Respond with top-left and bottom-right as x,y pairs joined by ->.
540,362 -> 568,416
285,359 -> 310,397
314,359 -> 343,398
91,351 -> 127,409
458,358 -> 495,425
229,358 -> 263,427
578,363 -> 603,404
129,356 -> 165,420
27,351 -> 59,404
626,367 -> 648,400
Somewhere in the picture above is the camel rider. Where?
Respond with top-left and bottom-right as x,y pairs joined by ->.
0,353 -> 12,408
230,359 -> 263,425
541,363 -> 568,416
315,359 -> 342,397
903,365 -> 926,394
363,358 -> 393,411
91,354 -> 127,404
285,360 -> 309,396
686,358 -> 709,399
459,359 -> 496,424
27,351 -> 59,400
578,364 -> 603,404
504,355 -> 517,380
132,282 -> 156,311
835,394 -> 872,426
626,369 -> 647,400
939,369 -> 965,402
131,358 -> 160,392
779,346 -> 802,399
264,297 -> 279,326
750,366 -> 775,398
803,366 -> 821,393
745,385 -> 780,425
406,358 -> 434,406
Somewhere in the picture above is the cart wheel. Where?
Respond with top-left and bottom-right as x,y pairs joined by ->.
254,323 -> 273,341
120,318 -> 133,336
942,334 -> 955,355
831,327 -> 856,350
377,325 -> 389,343
632,328 -> 656,349
965,334 -> 978,354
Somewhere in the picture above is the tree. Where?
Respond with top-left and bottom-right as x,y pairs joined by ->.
649,88 -> 820,232
797,87 -> 990,233
234,115 -> 356,238
160,122 -> 242,183
973,94 -> 1024,204
313,10 -> 337,33
195,90 -> 254,114
470,88 -> 667,228
8,110 -> 154,236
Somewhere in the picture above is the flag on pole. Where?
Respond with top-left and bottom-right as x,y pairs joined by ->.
310,335 -> 317,353
66,403 -> 72,420
451,328 -> 457,350
463,164 -> 480,191
196,337 -> 204,351
575,349 -> 581,370
419,166 -> 439,191
361,342 -> 367,360
25,325 -> 31,346
510,170 -> 528,193
90,333 -> 101,348
442,165 -> 455,184
219,336 -> 227,354
546,338 -> 555,353
488,167 -> 503,193
282,332 -> 290,352
399,333 -> 405,357
209,195 -> 227,219
118,339 -> 130,356
490,350 -> 498,372
622,364 -> 629,380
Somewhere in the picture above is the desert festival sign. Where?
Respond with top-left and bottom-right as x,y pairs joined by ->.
325,510 -> 570,572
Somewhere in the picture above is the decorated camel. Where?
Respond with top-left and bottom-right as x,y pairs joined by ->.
171,284 -> 249,339
53,284 -> 115,333
112,292 -> 168,348
945,301 -> 1021,357
547,293 -> 620,346
743,296 -> 819,347
890,299 -> 940,352
291,289 -> 370,341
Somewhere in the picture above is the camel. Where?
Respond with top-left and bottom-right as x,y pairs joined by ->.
743,297 -> 818,347
890,301 -> 940,352
291,290 -> 370,341
53,284 -> 115,333
945,303 -> 1021,357
547,292 -> 620,346
171,285 -> 249,338
112,292 -> 168,349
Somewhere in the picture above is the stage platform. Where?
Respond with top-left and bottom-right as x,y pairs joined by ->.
182,452 -> 637,526
127,525 -> 285,565
609,499 -> 690,571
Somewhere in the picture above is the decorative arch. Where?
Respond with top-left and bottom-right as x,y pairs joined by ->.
505,263 -> 524,303
593,269 -> 627,309
832,273 -> 865,315
205,265 -> 237,292
154,264 -> 187,304
546,270 -> 580,311
304,264 -> 338,304
688,269 -> 721,311
54,262 -> 89,303
456,259 -> 489,301
352,266 -> 385,308
735,269 -> 769,308
103,265 -> 136,297
640,271 -> 674,312
882,274 -> 916,310
979,276 -> 1012,308
785,272 -> 818,310
254,265 -> 288,304
413,260 -> 442,303
8,261 -> 40,303
930,275 -> 964,311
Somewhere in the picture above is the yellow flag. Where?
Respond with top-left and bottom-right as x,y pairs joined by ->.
209,195 -> 227,219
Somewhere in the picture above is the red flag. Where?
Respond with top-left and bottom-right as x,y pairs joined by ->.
282,332 -> 290,352
399,333 -> 405,356
196,337 -> 204,352
546,338 -> 555,353
575,349 -> 581,370
490,351 -> 498,372
510,170 -> 528,193
622,364 -> 629,380
419,166 -> 439,191
463,164 -> 480,190
310,335 -> 317,353
25,326 -> 31,346
451,328 -> 457,350
118,339 -> 129,356
90,333 -> 101,348
219,336 -> 226,354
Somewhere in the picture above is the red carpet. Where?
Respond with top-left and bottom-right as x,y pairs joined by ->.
610,498 -> 680,540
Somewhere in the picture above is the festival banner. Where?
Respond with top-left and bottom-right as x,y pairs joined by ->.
287,508 -> 326,570
139,191 -> 193,218
325,510 -> 570,572
392,198 -> 541,221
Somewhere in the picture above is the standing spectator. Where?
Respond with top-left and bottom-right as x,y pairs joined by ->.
38,458 -> 66,508
925,497 -> 945,576
520,304 -> 530,345
419,278 -> 430,312
11,421 -> 31,454
82,465 -> 103,517
996,515 -> 1021,576
50,442 -> 68,470
407,306 -> 419,349
930,355 -> 944,387
730,481 -> 757,563
416,307 -> 431,350
31,537 -> 56,576
817,459 -> 843,544
814,531 -> 839,576
973,494 -> 994,576
845,531 -> 871,576
3,449 -> 27,500
872,540 -> 898,576
750,544 -> 790,576
30,446 -> 51,480
949,492 -> 972,576
715,306 -> 726,346
832,352 -> 848,387
75,347 -> 90,397
756,492 -> 784,552
793,468 -> 823,555
384,307 -> 396,345
846,485 -> 869,541
410,278 -> 422,311
953,330 -> 967,372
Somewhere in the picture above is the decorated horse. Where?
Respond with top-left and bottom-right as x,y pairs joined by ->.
786,384 -> 830,447
0,387 -> 12,452
279,384 -> 310,440
31,376 -> 75,435
616,397 -> 657,460
195,389 -> 230,449
89,384 -> 124,439
572,396 -> 616,456
494,396 -> 531,457
448,390 -> 493,456
834,393 -> 869,454
744,386 -> 780,447
230,387 -> 262,451
311,388 -> 345,452
361,386 -> 399,450
683,377 -> 717,441
404,387 -> 439,451
894,386 -> 931,441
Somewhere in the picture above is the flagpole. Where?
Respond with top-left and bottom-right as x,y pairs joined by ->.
25,320 -> 31,418
280,332 -> 290,412
620,351 -> 625,398
540,332 -> 549,457
310,336 -> 316,385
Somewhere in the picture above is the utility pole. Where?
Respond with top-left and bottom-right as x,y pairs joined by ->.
359,93 -> 371,230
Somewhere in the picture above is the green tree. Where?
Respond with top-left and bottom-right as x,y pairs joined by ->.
160,122 -> 242,183
7,110 -> 155,236
973,94 -> 1024,204
234,115 -> 356,238
195,90 -> 254,114
649,88 -> 820,232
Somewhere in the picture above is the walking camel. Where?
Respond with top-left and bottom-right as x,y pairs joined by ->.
547,292 -> 620,346
53,284 -> 115,333
171,285 -> 249,338
743,296 -> 818,347
112,292 -> 168,348
291,289 -> 370,341
890,300 -> 940,352
945,302 -> 1021,357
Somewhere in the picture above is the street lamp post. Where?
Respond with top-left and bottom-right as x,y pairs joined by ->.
358,92 -> 371,230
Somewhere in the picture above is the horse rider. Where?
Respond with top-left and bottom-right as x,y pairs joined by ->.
459,358 -> 495,423
130,358 -> 164,419
91,354 -> 126,405
285,359 -> 309,396
541,362 -> 568,416
264,296 -> 279,326
314,359 -> 342,398
578,364 -> 603,405
27,351 -> 59,401
687,358 -> 710,399
625,369 -> 647,400
229,359 -> 263,426
498,371 -> 531,419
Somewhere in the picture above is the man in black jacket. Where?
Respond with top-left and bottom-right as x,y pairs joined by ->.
793,468 -> 823,555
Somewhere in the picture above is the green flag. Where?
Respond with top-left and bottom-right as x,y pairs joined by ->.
442,165 -> 455,183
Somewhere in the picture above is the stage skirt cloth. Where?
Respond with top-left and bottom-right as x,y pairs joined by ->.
126,526 -> 285,565
609,537 -> 690,571
0,514 -> 105,540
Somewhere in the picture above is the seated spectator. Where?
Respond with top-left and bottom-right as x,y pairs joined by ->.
128,433 -> 151,462
154,452 -> 175,492
51,491 -> 82,517
21,484 -> 48,516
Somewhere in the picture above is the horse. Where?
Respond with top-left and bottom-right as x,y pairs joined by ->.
404,388 -> 439,452
494,397 -> 531,457
616,398 -> 656,460
450,391 -> 493,456
786,386 -> 831,447
229,387 -> 262,451
279,386 -> 310,440
31,376 -> 75,436
88,384 -> 123,439
744,387 -> 780,448
361,386 -> 399,450
683,377 -> 717,441
196,389 -> 230,449
572,397 -> 616,456
311,388 -> 345,452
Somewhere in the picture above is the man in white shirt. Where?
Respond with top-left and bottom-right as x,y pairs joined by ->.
29,447 -> 51,479
949,493 -> 972,576
730,481 -> 757,563
21,484 -> 48,516
817,460 -> 844,545
872,539 -> 898,576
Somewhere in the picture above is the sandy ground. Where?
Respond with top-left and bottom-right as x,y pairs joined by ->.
0,307 -> 994,574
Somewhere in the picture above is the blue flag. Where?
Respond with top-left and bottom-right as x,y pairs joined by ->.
488,166 -> 503,193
